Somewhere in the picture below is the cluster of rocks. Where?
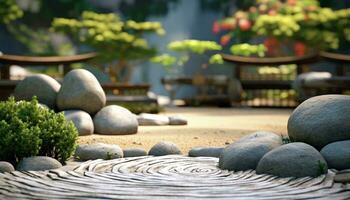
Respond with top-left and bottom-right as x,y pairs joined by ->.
13,69 -> 188,136
219,94 -> 350,179
0,156 -> 63,173
288,95 -> 350,172
13,69 -> 138,136
218,131 -> 328,178
74,141 -> 182,161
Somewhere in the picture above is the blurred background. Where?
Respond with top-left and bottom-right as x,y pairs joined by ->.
1,0 -> 350,109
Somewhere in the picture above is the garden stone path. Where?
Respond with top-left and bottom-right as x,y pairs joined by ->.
0,155 -> 349,199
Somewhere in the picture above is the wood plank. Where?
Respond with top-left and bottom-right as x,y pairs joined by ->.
221,53 -> 319,66
0,52 -> 97,65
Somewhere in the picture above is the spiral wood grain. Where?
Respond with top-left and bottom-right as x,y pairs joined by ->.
0,155 -> 349,199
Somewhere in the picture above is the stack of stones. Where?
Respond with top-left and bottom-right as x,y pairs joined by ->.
13,69 -> 138,136
218,94 -> 350,179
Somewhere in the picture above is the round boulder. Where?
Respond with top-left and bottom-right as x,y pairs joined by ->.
148,141 -> 182,156
320,140 -> 350,170
75,143 -> 123,161
93,105 -> 138,135
57,69 -> 106,115
219,131 -> 282,171
288,95 -> 350,150
0,161 -> 15,173
17,156 -> 62,171
123,148 -> 147,157
256,142 -> 328,178
14,74 -> 60,109
188,147 -> 223,158
63,110 -> 94,136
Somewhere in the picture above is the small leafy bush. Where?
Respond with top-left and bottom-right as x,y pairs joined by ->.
0,97 -> 78,165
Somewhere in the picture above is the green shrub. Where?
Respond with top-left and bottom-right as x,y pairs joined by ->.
0,97 -> 78,165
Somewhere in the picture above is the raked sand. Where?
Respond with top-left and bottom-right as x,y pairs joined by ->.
78,107 -> 292,154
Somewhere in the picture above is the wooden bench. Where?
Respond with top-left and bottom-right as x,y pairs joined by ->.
161,75 -> 240,107
0,52 -> 97,79
221,53 -> 319,90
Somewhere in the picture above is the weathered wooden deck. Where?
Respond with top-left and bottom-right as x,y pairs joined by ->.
0,155 -> 349,199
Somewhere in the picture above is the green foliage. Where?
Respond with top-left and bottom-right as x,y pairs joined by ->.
209,54 -> 224,64
215,0 -> 350,52
0,97 -> 78,165
150,54 -> 177,68
0,0 -> 23,24
51,11 -> 165,62
51,11 -> 165,82
168,40 -> 222,54
281,135 -> 291,144
151,39 -> 223,70
230,43 -> 266,57
317,160 -> 327,176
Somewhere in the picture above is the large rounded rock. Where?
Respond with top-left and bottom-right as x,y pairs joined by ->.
17,156 -> 62,171
0,161 -> 15,173
188,147 -> 223,158
256,142 -> 328,178
219,131 -> 282,171
57,69 -> 106,115
93,105 -> 138,135
148,141 -> 182,156
14,74 -> 60,109
320,140 -> 350,170
75,143 -> 123,161
288,95 -> 350,150
123,148 -> 147,157
63,110 -> 94,136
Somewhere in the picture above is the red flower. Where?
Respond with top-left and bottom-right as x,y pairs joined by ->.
212,21 -> 221,34
294,41 -> 306,56
238,19 -> 251,31
220,34 -> 231,46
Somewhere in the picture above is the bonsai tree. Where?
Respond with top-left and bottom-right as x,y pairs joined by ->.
213,0 -> 350,56
150,39 -> 224,73
51,11 -> 165,82
0,0 -> 23,24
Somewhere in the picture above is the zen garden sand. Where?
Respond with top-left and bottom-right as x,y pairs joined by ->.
78,107 -> 291,153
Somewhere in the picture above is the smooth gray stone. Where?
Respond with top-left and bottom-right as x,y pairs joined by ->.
75,143 -> 123,161
137,113 -> 169,126
14,74 -> 61,109
123,148 -> 147,157
148,141 -> 182,156
17,156 -> 62,171
188,147 -> 223,158
321,140 -> 350,170
64,110 -> 94,136
256,142 -> 328,178
169,116 -> 187,125
94,105 -> 138,135
57,69 -> 106,115
288,95 -> 350,150
0,161 -> 15,173
219,131 -> 282,171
